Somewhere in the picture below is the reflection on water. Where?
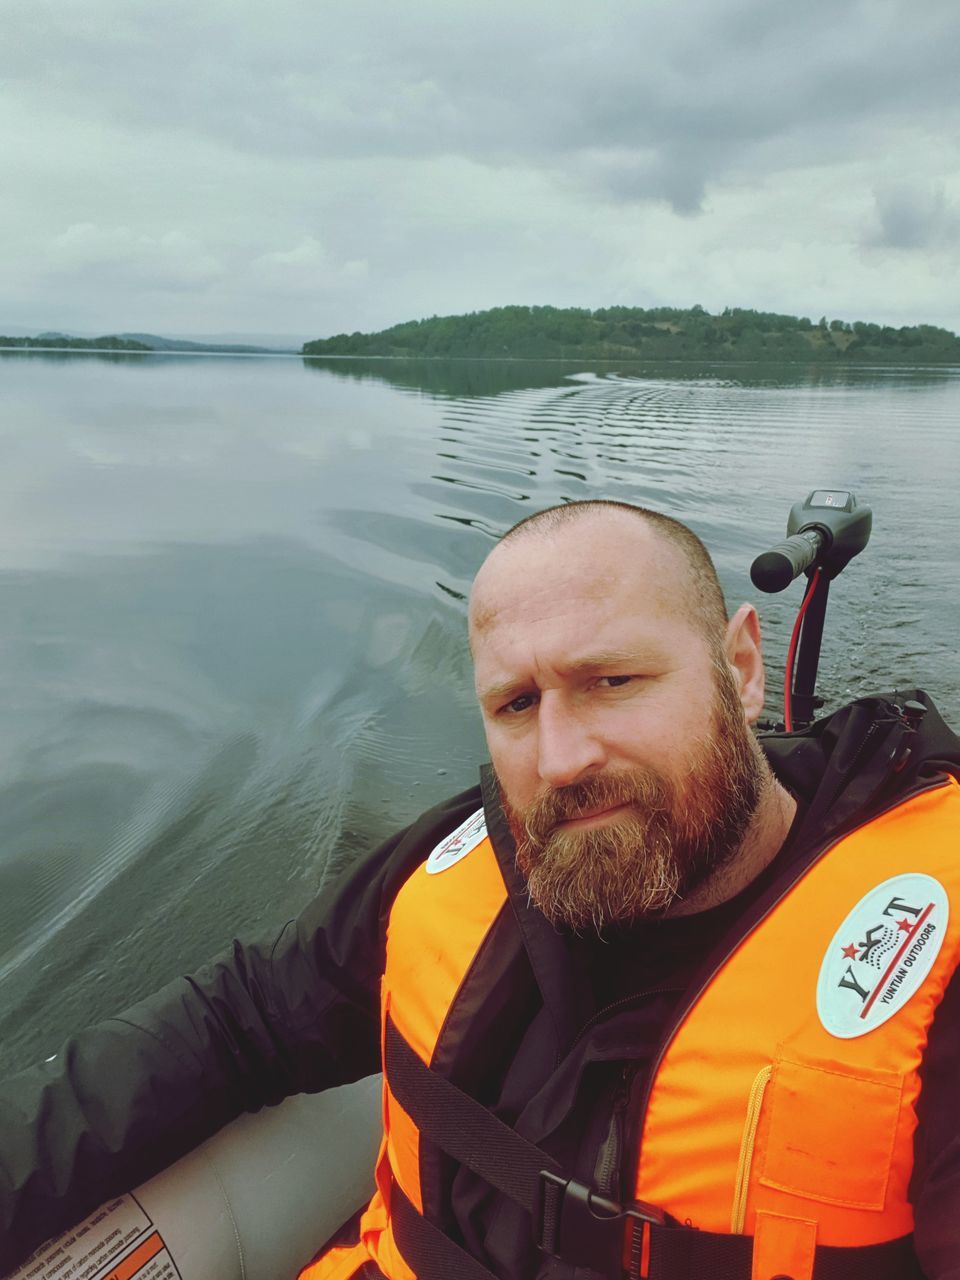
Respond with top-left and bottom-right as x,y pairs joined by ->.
302,353 -> 960,398
0,352 -> 958,1072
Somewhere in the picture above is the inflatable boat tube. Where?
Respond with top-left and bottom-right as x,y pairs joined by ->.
8,1075 -> 382,1280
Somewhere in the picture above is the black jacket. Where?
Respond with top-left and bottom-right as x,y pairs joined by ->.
2,692 -> 960,1278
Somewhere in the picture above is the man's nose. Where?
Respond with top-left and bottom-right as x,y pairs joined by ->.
536,694 -> 606,788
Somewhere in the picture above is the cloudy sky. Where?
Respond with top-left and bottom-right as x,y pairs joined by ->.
3,0 -> 959,343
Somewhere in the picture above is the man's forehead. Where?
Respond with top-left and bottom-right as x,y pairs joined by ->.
471,560 -> 629,635
469,512 -> 687,633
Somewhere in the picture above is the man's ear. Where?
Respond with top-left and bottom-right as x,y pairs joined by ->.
724,603 -> 765,724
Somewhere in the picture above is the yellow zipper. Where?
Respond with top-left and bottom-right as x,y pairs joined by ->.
731,1064 -> 773,1233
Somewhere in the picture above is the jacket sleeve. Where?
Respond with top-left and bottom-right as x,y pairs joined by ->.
0,787 -> 482,1275
911,961 -> 960,1279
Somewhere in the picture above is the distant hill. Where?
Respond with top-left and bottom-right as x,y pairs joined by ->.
119,332 -> 292,354
303,305 -> 960,364
0,330 -> 298,354
0,334 -> 151,352
173,330 -> 308,350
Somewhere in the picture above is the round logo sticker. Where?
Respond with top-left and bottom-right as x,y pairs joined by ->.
816,873 -> 949,1039
425,808 -> 487,875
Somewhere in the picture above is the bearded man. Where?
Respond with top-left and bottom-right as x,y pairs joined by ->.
471,503 -> 789,931
3,501 -> 960,1280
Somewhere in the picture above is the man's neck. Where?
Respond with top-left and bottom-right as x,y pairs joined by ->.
665,777 -> 798,918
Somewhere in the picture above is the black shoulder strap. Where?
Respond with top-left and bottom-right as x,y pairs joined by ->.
385,1017 -> 922,1280
386,1014 -> 562,1210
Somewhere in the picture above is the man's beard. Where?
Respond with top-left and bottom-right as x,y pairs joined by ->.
501,665 -> 767,931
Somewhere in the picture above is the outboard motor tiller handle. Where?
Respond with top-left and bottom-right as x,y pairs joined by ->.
750,490 -> 873,730
750,528 -> 825,593
750,490 -> 872,593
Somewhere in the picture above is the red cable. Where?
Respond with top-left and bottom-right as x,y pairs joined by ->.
783,567 -> 822,732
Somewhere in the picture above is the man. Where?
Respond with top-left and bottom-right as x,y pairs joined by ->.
3,500 -> 960,1280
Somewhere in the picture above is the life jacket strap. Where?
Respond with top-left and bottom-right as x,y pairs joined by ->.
393,1174 -> 921,1280
384,1017 -> 921,1279
392,1179 -> 499,1280
646,1224 -> 922,1280
535,1170 -> 662,1277
385,1014 -> 562,1210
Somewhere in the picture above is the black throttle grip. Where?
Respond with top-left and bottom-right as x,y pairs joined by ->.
750,529 -> 824,593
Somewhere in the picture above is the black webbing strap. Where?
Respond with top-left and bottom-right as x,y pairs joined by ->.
392,1178 -> 499,1280
385,1017 -> 919,1280
648,1225 -> 922,1280
385,1014 -> 563,1211
387,1016 -> 658,1271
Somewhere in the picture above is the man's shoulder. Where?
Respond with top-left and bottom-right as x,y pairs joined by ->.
761,690 -> 960,852
337,783 -> 488,909
395,784 -> 487,864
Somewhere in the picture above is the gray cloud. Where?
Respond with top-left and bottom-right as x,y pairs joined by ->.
47,225 -> 225,291
2,0 -> 960,335
866,185 -> 960,251
7,2 -> 960,169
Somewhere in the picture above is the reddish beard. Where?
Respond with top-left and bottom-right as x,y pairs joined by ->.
501,665 -> 766,930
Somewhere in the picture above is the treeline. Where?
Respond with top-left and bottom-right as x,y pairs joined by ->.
303,305 -> 960,363
0,335 -> 151,351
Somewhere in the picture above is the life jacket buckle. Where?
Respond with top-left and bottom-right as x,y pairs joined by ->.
535,1169 -> 665,1277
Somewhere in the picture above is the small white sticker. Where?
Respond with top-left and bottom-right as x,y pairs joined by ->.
816,873 -> 949,1039
425,808 -> 487,875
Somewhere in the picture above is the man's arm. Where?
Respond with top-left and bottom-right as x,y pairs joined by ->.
912,962 -> 960,1280
0,786 -> 482,1274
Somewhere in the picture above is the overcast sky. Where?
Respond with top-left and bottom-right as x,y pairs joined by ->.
3,0 -> 959,342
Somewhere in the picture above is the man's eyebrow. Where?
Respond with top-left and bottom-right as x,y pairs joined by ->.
477,650 -> 644,704
565,649 -> 645,672
477,678 -> 529,705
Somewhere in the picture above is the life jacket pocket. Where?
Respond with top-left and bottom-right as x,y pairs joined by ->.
753,1052 -> 903,1212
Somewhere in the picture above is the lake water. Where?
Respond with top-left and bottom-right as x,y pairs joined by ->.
1,351 -> 958,1074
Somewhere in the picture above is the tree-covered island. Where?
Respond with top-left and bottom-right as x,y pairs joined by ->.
303,305 -> 960,363
0,335 -> 151,352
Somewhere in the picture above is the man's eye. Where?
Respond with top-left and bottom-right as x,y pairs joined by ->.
599,675 -> 633,688
502,693 -> 537,715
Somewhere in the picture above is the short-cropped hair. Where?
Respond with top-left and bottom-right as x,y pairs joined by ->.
500,500 -> 729,644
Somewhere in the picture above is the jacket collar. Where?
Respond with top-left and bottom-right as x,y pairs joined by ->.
481,764 -> 594,1057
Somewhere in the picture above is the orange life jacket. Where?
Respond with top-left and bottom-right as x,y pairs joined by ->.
302,776 -> 960,1280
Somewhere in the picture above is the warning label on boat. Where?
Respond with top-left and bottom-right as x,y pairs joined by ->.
10,1195 -> 181,1280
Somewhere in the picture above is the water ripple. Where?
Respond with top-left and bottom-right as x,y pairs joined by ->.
1,355 -> 958,1072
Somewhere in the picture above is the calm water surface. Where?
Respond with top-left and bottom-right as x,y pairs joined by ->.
1,352 -> 958,1072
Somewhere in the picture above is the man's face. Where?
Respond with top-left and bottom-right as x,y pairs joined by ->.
470,516 -> 767,927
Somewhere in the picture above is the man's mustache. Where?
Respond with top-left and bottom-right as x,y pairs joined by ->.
519,770 -> 671,842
